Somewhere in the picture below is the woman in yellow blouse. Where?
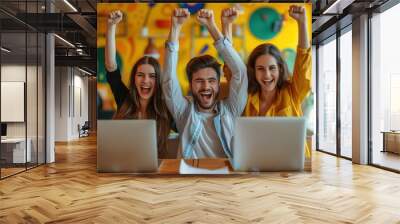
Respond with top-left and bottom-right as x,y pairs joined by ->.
222,6 -> 311,116
244,5 -> 312,157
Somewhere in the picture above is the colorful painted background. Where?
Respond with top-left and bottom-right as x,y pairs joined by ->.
97,3 -> 312,119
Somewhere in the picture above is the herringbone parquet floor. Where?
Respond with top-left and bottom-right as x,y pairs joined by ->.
1,135 -> 400,224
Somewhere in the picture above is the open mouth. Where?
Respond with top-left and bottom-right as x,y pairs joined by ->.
262,79 -> 274,85
200,91 -> 213,101
140,86 -> 152,95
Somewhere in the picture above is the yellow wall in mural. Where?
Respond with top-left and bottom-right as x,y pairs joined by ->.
97,3 -> 311,113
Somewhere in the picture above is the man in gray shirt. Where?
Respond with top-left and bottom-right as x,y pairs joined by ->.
162,8 -> 247,159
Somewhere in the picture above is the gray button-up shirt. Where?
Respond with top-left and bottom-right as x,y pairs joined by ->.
162,38 -> 247,159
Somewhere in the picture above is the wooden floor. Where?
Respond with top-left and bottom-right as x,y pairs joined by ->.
1,167 -> 26,178
372,150 -> 400,171
1,135 -> 400,223
1,163 -> 44,178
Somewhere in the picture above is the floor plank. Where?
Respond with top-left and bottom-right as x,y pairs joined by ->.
0,135 -> 399,223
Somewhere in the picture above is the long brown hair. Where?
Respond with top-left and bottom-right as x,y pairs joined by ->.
113,56 -> 171,156
247,43 -> 290,94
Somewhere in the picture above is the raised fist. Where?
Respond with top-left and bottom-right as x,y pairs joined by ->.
172,8 -> 190,27
221,7 -> 238,26
196,9 -> 215,27
289,5 -> 306,24
108,10 -> 123,25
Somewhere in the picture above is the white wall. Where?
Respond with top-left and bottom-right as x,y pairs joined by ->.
55,67 -> 70,141
72,73 -> 89,138
1,65 -> 33,138
1,65 -> 26,81
55,67 -> 89,141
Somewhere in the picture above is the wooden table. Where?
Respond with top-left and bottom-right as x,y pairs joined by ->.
1,138 -> 32,164
381,131 -> 400,154
153,158 -> 311,175
157,135 -> 313,175
158,159 -> 234,175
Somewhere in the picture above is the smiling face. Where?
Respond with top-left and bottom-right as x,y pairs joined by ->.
134,64 -> 156,101
254,54 -> 280,93
186,55 -> 221,113
191,67 -> 220,112
247,43 -> 289,95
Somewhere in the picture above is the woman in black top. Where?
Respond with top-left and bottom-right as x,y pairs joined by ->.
105,10 -> 172,158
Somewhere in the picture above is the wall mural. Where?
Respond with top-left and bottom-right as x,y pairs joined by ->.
97,3 -> 312,119
249,7 -> 282,40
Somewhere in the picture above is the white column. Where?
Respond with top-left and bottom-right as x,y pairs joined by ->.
46,33 -> 55,163
352,14 -> 369,164
46,1 -> 55,163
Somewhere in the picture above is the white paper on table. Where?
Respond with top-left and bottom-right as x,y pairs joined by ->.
179,159 -> 230,174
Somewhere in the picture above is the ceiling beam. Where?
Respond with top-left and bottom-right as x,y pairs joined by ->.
55,55 -> 96,72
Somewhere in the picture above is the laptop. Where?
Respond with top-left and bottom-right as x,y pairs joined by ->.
97,120 -> 158,173
232,117 -> 306,172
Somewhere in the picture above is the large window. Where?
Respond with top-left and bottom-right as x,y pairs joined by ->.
339,28 -> 352,158
371,3 -> 400,171
317,36 -> 337,154
316,25 -> 353,160
0,1 -> 46,179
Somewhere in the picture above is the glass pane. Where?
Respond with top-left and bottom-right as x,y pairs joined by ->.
340,29 -> 352,158
1,0 -> 46,178
371,4 -> 400,171
27,31 -> 38,169
1,30 -> 27,177
318,37 -> 337,154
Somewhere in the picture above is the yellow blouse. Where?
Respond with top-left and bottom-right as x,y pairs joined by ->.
244,46 -> 312,158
